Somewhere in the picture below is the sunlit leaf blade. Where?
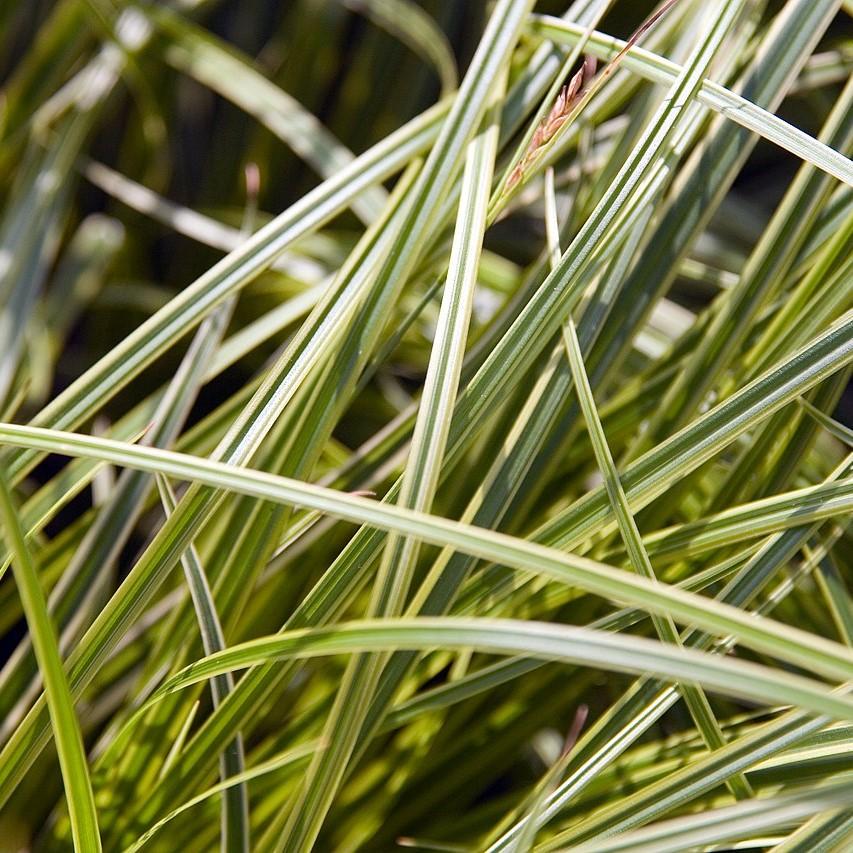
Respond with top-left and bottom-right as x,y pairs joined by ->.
0,470 -> 100,850
0,425 -> 851,683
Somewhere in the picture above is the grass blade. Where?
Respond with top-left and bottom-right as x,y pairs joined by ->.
0,469 -> 100,851
156,475 -> 249,852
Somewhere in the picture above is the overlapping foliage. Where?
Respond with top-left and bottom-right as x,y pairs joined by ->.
0,0 -> 851,850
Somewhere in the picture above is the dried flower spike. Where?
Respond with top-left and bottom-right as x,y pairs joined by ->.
508,55 -> 598,191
